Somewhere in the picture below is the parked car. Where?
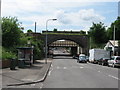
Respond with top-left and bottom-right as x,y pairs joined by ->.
86,56 -> 89,62
77,54 -> 87,63
98,58 -> 109,66
108,56 -> 120,68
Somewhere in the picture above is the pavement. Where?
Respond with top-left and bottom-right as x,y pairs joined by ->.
1,59 -> 52,89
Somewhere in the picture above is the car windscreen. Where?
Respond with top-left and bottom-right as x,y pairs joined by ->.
79,56 -> 86,59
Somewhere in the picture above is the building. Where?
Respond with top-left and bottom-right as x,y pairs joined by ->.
104,40 -> 120,56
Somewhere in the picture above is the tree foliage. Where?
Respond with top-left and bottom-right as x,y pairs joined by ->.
80,30 -> 86,34
2,17 -> 23,48
2,16 -> 44,60
89,22 -> 108,45
53,28 -> 57,32
27,29 -> 33,33
107,17 -> 120,40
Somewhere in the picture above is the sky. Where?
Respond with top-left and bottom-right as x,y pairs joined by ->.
1,0 -> 120,33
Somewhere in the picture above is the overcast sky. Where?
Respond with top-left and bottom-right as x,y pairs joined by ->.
1,0 -> 120,33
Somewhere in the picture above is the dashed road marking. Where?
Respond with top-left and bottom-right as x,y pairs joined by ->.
80,67 -> 84,69
63,67 -> 67,69
98,71 -> 101,72
57,66 -> 60,69
108,75 -> 120,80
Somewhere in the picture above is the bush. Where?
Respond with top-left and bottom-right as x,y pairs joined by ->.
2,47 -> 17,60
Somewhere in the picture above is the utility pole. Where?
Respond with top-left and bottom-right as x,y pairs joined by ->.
35,22 -> 36,33
34,22 -> 37,41
113,25 -> 116,55
90,37 -> 91,49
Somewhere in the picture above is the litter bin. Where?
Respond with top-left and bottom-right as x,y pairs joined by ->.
18,60 -> 25,68
10,58 -> 16,70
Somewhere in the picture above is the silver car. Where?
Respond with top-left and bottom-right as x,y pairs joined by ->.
77,56 -> 87,63
108,56 -> 120,68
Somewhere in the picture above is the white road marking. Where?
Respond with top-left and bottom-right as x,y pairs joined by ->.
40,83 -> 43,89
80,67 -> 84,68
57,66 -> 60,69
63,67 -> 67,69
98,71 -> 101,72
108,75 -> 120,80
88,63 -> 118,70
51,64 -> 53,67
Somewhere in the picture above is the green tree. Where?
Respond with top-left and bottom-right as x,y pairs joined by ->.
89,22 -> 107,47
29,37 -> 44,60
27,29 -> 33,33
80,30 -> 86,34
53,28 -> 57,32
107,17 -> 120,40
2,17 -> 23,48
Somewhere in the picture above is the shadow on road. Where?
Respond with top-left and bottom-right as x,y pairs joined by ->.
53,56 -> 73,59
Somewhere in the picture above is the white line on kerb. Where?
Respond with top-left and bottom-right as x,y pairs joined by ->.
108,75 -> 120,80
30,84 -> 36,86
48,69 -> 53,76
40,83 -> 43,89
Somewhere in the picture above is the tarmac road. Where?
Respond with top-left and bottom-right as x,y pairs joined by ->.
42,56 -> 120,89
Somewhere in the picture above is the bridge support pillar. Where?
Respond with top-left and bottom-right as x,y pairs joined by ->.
71,47 -> 77,56
77,46 -> 80,55
80,47 -> 83,54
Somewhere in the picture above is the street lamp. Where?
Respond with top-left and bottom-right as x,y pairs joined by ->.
113,25 -> 116,55
45,19 -> 57,64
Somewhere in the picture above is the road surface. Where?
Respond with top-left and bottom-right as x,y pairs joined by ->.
4,55 -> 119,89
42,56 -> 119,88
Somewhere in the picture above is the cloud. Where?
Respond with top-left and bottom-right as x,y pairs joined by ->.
1,0 -> 113,32
78,9 -> 105,22
55,9 -> 105,30
39,0 -> 119,2
55,10 -> 72,24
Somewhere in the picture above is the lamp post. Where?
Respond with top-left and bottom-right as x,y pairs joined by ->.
45,19 -> 57,64
113,25 -> 116,55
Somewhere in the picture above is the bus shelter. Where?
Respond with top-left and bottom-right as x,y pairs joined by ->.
17,47 -> 34,68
